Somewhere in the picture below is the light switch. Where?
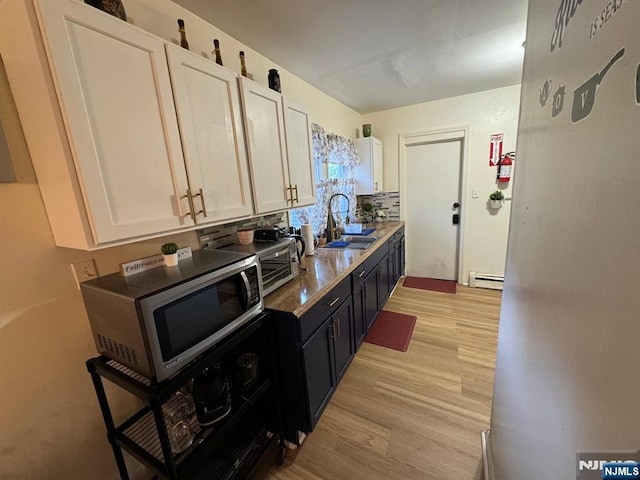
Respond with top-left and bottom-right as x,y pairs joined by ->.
71,259 -> 97,289
472,188 -> 479,199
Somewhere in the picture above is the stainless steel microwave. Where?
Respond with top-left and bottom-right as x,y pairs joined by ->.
80,249 -> 263,382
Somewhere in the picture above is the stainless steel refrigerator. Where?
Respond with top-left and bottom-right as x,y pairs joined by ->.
488,0 -> 640,479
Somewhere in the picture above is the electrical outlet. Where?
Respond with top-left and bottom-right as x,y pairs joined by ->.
71,259 -> 97,289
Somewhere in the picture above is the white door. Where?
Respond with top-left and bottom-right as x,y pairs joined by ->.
239,78 -> 290,214
405,140 -> 462,281
283,98 -> 316,208
36,0 -> 192,243
165,44 -> 254,224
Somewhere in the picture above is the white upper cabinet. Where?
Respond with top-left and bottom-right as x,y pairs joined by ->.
240,78 -> 315,214
0,0 -> 195,249
354,137 -> 384,195
0,0 -> 316,249
283,98 -> 316,208
165,44 -> 254,224
240,78 -> 290,214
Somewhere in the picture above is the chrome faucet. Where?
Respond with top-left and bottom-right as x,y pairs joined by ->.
326,193 -> 351,242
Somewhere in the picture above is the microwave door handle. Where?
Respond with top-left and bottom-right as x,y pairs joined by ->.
239,270 -> 251,311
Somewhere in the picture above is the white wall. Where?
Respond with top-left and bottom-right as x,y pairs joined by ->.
491,1 -> 640,478
363,85 -> 521,282
0,1 -> 360,478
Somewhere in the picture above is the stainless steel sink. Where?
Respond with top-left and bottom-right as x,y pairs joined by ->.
342,236 -> 378,244
321,236 -> 379,250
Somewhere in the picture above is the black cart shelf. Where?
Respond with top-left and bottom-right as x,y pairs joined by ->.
86,312 -> 286,480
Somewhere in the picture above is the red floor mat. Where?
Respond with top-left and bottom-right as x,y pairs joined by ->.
403,276 -> 457,294
364,310 -> 417,352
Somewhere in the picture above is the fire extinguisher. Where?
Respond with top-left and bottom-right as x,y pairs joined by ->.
497,152 -> 515,183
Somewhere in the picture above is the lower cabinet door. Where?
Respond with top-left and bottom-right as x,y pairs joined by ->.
301,318 -> 335,431
353,282 -> 366,350
333,298 -> 354,382
378,260 -> 391,308
399,237 -> 406,277
365,270 -> 379,330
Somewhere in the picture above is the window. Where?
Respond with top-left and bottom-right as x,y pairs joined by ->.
289,125 -> 358,235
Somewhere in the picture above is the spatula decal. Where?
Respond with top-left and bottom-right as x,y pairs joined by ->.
571,48 -> 625,123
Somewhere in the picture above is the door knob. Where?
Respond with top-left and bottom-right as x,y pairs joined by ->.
453,202 -> 460,209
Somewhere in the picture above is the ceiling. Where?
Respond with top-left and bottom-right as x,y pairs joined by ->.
172,0 -> 528,114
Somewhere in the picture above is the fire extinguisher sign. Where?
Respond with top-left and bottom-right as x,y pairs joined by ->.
489,133 -> 504,166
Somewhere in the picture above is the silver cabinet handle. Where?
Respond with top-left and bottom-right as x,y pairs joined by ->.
357,269 -> 366,278
328,296 -> 340,307
292,184 -> 299,203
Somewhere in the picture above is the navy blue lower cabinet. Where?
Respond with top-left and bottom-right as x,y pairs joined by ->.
364,270 -> 379,331
269,278 -> 355,443
333,297 -> 354,382
378,255 -> 391,307
301,317 -> 335,431
391,228 -> 405,283
353,281 -> 366,350
300,296 -> 354,432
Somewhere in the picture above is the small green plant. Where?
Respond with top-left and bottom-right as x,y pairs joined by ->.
489,190 -> 504,201
362,202 -> 375,222
161,242 -> 178,255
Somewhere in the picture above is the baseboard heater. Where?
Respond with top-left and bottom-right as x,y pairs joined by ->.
481,429 -> 495,480
469,272 -> 504,290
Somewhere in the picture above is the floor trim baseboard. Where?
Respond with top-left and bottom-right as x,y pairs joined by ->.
481,429 -> 495,480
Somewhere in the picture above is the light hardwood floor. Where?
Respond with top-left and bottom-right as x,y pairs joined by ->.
254,283 -> 502,480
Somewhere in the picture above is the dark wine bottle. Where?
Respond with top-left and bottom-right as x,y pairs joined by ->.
213,39 -> 223,66
239,51 -> 248,77
177,19 -> 189,50
268,69 -> 281,93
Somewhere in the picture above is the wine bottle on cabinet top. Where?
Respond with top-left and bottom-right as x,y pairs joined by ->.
177,19 -> 189,50
213,39 -> 223,66
268,69 -> 281,93
239,51 -> 248,77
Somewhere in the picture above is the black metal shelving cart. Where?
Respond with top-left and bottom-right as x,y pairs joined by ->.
87,312 -> 286,480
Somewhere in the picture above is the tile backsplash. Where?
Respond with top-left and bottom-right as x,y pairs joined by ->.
198,212 -> 288,249
356,192 -> 400,222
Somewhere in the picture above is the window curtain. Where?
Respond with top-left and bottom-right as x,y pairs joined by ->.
291,124 -> 359,235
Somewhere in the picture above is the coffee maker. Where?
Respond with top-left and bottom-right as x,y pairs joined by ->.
191,362 -> 231,427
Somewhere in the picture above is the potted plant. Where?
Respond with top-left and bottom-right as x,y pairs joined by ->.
489,190 -> 504,209
362,202 -> 375,223
161,242 -> 179,267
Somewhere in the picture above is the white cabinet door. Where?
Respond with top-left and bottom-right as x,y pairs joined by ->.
239,78 -> 290,214
283,98 -> 316,208
34,0 -> 192,244
165,44 -> 254,224
372,138 -> 384,193
354,137 -> 384,195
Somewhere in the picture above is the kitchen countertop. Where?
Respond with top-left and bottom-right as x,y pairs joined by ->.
264,222 -> 405,317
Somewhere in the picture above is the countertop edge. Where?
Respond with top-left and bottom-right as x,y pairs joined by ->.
264,222 -> 405,318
